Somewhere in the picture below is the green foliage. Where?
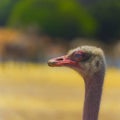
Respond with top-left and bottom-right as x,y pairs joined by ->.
91,0 -> 120,42
0,0 -> 19,26
4,0 -> 120,42
8,0 -> 97,39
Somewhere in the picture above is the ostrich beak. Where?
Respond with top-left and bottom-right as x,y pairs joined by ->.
48,55 -> 76,67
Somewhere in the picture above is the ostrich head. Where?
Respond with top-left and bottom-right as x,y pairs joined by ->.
48,46 -> 106,120
48,46 -> 106,79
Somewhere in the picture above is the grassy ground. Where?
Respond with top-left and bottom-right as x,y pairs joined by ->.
0,62 -> 119,120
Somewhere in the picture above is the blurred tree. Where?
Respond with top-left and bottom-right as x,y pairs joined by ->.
77,0 -> 100,6
8,0 -> 97,39
0,0 -> 19,26
90,0 -> 120,43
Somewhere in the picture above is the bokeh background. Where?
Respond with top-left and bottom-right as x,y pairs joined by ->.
0,0 -> 120,120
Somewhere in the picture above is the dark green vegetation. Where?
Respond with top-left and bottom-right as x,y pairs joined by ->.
1,0 -> 120,42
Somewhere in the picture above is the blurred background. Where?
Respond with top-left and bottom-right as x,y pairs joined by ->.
0,0 -> 119,119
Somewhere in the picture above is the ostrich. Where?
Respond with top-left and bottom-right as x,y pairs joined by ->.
48,46 -> 106,120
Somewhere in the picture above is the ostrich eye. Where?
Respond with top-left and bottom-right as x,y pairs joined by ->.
70,52 -> 91,62
74,54 -> 82,59
73,52 -> 91,62
72,53 -> 83,61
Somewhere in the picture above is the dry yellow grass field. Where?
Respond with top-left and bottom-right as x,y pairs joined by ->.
0,63 -> 119,120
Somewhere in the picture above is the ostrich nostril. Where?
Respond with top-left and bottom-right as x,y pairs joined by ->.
56,58 -> 63,61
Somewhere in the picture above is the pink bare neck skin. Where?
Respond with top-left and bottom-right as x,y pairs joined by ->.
83,69 -> 105,120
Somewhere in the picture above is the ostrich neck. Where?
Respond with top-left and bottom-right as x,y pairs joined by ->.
83,70 -> 105,120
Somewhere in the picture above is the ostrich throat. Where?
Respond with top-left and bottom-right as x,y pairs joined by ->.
83,68 -> 105,120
